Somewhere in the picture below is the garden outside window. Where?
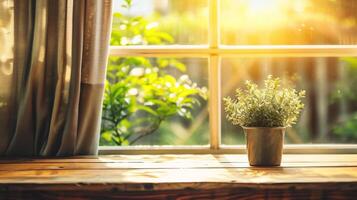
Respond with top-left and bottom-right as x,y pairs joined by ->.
99,0 -> 357,154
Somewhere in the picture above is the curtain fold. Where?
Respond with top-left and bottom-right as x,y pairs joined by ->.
0,0 -> 112,156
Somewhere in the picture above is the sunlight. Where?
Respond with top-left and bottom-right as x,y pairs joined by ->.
248,0 -> 281,14
244,0 -> 286,29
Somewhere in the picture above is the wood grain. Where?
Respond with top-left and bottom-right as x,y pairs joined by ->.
0,154 -> 356,199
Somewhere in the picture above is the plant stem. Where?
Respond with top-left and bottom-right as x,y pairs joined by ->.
129,119 -> 162,145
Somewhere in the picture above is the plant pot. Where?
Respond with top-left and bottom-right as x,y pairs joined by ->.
243,127 -> 286,166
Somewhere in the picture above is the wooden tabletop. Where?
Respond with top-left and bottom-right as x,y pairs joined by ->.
0,154 -> 357,199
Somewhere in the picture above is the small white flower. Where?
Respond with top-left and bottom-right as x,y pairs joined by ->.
176,97 -> 184,105
120,37 -> 129,45
128,88 -> 138,96
165,82 -> 172,87
145,68 -> 152,74
119,24 -> 126,30
183,84 -> 191,89
130,67 -> 144,76
146,22 -> 159,30
131,35 -> 143,44
179,75 -> 189,82
144,101 -> 154,106
169,93 -> 176,99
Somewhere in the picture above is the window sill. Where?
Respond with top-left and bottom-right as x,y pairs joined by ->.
0,154 -> 357,199
98,144 -> 357,154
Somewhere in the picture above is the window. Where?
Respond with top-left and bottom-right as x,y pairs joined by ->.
100,0 -> 357,154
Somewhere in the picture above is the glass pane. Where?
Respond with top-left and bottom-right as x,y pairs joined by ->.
111,0 -> 208,45
221,0 -> 357,45
101,56 -> 209,146
221,57 -> 357,144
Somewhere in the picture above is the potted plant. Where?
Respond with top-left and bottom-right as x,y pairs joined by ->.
223,75 -> 305,166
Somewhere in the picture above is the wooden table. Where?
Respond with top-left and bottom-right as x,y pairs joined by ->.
0,154 -> 357,199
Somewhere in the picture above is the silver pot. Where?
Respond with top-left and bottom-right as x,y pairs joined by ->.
243,127 -> 286,166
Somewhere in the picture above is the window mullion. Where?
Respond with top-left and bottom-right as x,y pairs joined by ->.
209,0 -> 221,149
209,56 -> 221,150
209,0 -> 219,48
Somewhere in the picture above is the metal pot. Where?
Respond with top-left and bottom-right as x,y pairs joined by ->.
243,127 -> 286,166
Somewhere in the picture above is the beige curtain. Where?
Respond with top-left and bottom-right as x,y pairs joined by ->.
0,0 -> 112,156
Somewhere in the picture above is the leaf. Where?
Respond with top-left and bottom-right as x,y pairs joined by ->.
101,131 -> 113,142
113,13 -> 123,19
135,105 -> 159,116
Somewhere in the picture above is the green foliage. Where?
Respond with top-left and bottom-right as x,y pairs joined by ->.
223,75 -> 305,127
331,57 -> 357,103
110,1 -> 173,46
332,57 -> 357,141
101,81 -> 131,145
333,113 -> 357,141
100,1 -> 207,145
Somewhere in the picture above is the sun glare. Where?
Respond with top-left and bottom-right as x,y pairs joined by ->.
245,0 -> 286,29
248,0 -> 281,14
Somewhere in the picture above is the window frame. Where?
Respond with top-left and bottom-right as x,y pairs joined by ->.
100,0 -> 357,154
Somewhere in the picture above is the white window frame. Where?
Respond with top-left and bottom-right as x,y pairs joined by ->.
99,0 -> 357,154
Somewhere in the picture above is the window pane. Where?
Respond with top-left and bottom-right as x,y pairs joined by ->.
101,56 -> 209,146
221,57 -> 357,144
221,0 -> 357,45
111,0 -> 208,45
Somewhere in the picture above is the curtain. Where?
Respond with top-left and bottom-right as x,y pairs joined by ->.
0,0 -> 112,156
